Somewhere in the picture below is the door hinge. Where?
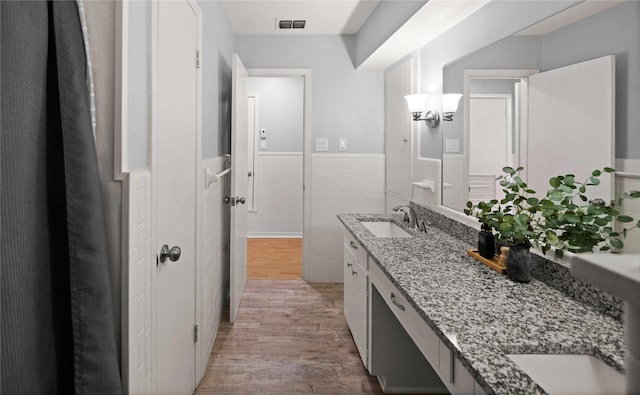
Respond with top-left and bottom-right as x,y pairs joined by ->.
193,324 -> 199,343
196,50 -> 201,68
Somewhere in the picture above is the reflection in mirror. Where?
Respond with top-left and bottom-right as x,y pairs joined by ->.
467,79 -> 520,207
439,0 -> 636,214
442,70 -> 536,212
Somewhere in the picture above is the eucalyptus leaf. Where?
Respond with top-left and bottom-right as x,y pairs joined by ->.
610,238 -> 624,249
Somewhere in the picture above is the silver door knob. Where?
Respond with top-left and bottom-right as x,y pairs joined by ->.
159,244 -> 181,263
237,197 -> 246,204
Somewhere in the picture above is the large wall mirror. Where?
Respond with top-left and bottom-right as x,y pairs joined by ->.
439,1 -> 639,213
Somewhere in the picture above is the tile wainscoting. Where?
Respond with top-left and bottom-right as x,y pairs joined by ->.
310,154 -> 385,282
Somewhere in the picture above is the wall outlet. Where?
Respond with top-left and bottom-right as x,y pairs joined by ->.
260,140 -> 267,150
315,138 -> 328,152
339,138 -> 348,151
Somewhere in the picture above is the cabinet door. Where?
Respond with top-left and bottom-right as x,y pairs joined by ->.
350,259 -> 367,365
343,245 -> 367,367
343,248 -> 357,331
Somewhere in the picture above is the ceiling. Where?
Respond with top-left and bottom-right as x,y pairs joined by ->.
219,0 -> 381,35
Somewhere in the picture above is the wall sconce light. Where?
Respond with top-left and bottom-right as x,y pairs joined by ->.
442,93 -> 462,121
404,93 -> 462,128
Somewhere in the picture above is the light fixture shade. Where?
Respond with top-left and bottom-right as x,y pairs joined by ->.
442,94 -> 462,113
404,94 -> 429,114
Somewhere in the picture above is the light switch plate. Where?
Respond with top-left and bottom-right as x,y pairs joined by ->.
339,138 -> 347,151
445,139 -> 460,153
259,140 -> 267,150
315,138 -> 328,152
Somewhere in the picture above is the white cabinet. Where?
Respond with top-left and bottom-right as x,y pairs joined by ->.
343,230 -> 368,367
372,260 -> 486,395
342,226 -> 488,394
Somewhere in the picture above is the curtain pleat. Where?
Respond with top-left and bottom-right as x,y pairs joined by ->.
1,1 -> 122,393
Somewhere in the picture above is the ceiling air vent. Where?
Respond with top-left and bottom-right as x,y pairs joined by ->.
276,19 -> 306,30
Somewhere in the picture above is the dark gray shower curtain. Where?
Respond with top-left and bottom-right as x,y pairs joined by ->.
1,1 -> 121,393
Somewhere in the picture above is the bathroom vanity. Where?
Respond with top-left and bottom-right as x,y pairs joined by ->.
338,213 -> 625,395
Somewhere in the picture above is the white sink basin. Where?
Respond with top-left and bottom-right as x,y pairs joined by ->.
507,354 -> 624,395
361,221 -> 412,238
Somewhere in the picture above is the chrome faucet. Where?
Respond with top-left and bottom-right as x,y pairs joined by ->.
392,205 -> 419,228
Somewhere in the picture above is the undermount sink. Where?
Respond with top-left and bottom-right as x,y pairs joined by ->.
507,354 -> 625,395
361,221 -> 413,238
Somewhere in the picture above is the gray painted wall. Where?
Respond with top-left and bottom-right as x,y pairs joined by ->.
249,77 -> 304,152
236,35 -> 384,154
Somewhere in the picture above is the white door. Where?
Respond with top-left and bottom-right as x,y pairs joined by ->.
385,58 -> 413,211
528,55 -> 615,200
230,54 -> 249,323
155,1 -> 200,393
469,95 -> 511,202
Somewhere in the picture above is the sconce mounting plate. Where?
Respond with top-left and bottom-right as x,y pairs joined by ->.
423,110 -> 440,128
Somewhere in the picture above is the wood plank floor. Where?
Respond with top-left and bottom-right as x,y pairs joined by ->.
247,238 -> 302,279
195,279 -> 386,394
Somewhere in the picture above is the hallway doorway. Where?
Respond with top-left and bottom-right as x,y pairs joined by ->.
246,70 -> 310,280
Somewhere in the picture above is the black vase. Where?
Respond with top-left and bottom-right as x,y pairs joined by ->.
478,224 -> 495,259
506,245 -> 532,283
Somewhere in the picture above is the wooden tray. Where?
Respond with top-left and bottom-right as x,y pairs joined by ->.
466,249 -> 506,274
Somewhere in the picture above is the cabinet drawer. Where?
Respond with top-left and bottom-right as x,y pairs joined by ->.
370,263 -> 439,369
440,340 -> 485,395
344,230 -> 367,270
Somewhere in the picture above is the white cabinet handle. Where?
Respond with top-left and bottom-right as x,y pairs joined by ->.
349,241 -> 358,249
390,293 -> 406,311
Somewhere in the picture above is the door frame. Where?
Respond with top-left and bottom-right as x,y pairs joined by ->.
150,0 -> 203,391
246,68 -> 312,280
463,69 -> 538,201
247,92 -> 259,213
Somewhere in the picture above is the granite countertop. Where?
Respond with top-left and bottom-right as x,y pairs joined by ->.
337,213 -> 625,395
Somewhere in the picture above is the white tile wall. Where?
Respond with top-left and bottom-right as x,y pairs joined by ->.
199,156 -> 230,380
123,158 -> 231,393
441,154 -> 463,210
310,154 -> 385,281
413,157 -> 443,209
124,170 -> 153,395
616,159 -> 640,254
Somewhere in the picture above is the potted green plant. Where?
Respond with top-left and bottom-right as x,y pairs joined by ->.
465,166 -> 640,282
465,166 -> 537,283
532,168 -> 640,259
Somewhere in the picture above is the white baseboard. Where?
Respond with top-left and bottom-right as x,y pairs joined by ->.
248,232 -> 302,239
